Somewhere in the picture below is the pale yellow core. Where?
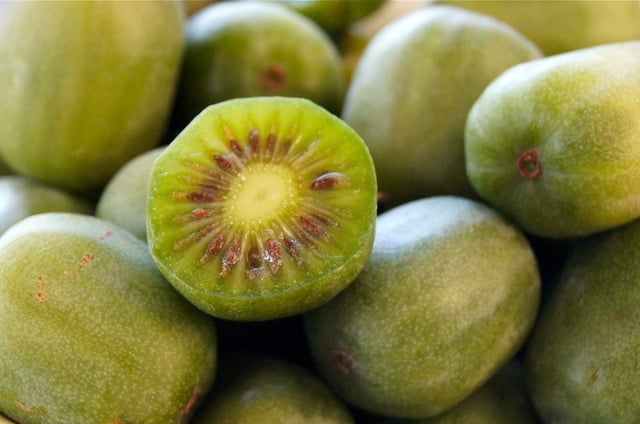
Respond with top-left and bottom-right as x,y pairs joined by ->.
226,163 -> 299,230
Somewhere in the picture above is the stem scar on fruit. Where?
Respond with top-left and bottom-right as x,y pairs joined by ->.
516,148 -> 542,179
331,348 -> 356,376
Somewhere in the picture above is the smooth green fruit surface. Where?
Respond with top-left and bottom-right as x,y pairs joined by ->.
96,147 -> 165,241
276,0 -> 386,34
304,196 -> 540,419
148,97 -> 377,321
0,213 -> 217,424
372,361 -> 539,424
342,5 -> 541,206
192,351 -> 354,423
436,0 -> 640,56
0,1 -> 184,192
0,176 -> 94,236
465,41 -> 640,239
526,218 -> 640,423
173,1 -> 345,127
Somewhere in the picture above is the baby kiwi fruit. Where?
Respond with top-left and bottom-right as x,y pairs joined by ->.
147,96 -> 377,321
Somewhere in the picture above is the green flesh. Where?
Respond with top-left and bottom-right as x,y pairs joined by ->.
147,97 -> 377,321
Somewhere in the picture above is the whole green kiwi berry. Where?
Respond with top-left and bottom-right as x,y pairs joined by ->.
192,351 -> 354,423
0,1 -> 184,193
304,196 -> 540,419
0,213 -> 218,424
172,1 -> 345,128
526,217 -> 640,423
465,41 -> 640,238
342,5 -> 542,207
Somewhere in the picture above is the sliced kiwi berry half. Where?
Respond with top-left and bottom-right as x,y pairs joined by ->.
147,97 -> 377,321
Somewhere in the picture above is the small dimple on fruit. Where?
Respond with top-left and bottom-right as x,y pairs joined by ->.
331,348 -> 356,376
260,64 -> 287,92
516,148 -> 542,179
35,276 -> 46,303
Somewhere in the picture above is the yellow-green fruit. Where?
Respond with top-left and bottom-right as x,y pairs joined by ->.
192,352 -> 354,423
304,196 -> 540,419
0,175 -> 94,236
465,41 -> 640,239
173,1 -> 345,127
525,217 -> 640,423
342,5 -> 541,206
276,0 -> 386,34
371,361 -> 539,423
0,1 -> 184,193
436,0 -> 640,56
0,213 -> 218,424
96,147 -> 165,241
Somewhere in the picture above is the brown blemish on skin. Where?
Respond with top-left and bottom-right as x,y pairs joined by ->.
331,348 -> 356,376
79,252 -> 94,268
260,64 -> 287,92
587,369 -> 599,385
182,385 -> 203,417
100,229 -> 114,240
516,148 -> 542,179
35,276 -> 46,303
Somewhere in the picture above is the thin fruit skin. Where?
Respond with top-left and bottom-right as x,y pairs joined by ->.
0,175 -> 94,236
341,5 -> 541,206
0,1 -> 184,193
192,351 -> 354,424
465,41 -> 640,239
526,218 -> 640,423
371,361 -> 539,424
173,1 -> 345,127
0,213 -> 217,424
96,147 -> 165,241
436,0 -> 640,56
304,196 -> 540,419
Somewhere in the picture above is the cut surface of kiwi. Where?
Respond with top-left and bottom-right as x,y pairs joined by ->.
147,96 -> 377,321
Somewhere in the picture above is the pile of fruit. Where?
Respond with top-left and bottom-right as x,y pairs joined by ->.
0,0 -> 639,423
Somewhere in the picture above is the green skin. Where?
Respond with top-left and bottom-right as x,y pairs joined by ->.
372,361 -> 540,424
465,41 -> 640,239
192,351 -> 354,424
0,213 -> 218,424
277,0 -> 386,34
525,218 -> 640,423
304,196 -> 540,419
0,1 -> 184,193
148,97 -> 378,321
435,0 -> 640,56
173,1 -> 345,128
0,175 -> 94,236
0,156 -> 11,176
341,5 -> 542,207
96,147 -> 165,241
